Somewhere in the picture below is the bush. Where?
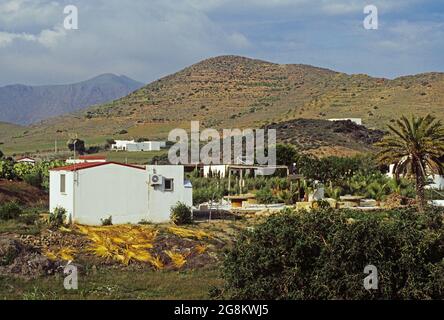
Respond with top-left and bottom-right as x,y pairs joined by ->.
49,207 -> 66,227
23,172 -> 42,188
101,216 -> 113,226
0,202 -> 22,220
170,202 -> 192,225
221,207 -> 444,299
17,212 -> 40,225
255,188 -> 278,204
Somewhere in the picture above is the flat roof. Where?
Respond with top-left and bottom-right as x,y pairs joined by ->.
50,161 -> 145,172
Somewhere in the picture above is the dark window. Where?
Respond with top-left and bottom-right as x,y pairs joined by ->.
60,174 -> 66,193
164,178 -> 173,191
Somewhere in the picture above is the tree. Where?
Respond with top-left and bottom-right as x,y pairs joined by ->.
275,144 -> 299,167
67,138 -> 86,155
0,150 -> 3,159
376,115 -> 444,212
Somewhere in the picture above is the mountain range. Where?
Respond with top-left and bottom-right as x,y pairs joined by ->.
0,74 -> 144,125
1,55 -> 443,155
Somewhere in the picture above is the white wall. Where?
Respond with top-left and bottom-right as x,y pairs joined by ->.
50,164 -> 192,225
127,141 -> 161,152
146,165 -> 192,222
427,175 -> 444,190
203,165 -> 227,178
111,140 -> 135,150
49,171 -> 75,222
73,164 -> 148,225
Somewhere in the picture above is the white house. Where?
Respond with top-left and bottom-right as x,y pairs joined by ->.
126,141 -> 162,152
328,118 -> 362,125
16,157 -> 36,165
111,140 -> 165,152
66,155 -> 107,164
49,162 -> 192,225
111,140 -> 135,151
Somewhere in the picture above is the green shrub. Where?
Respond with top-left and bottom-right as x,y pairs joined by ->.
0,202 -> 22,220
17,212 -> 40,225
23,172 -> 42,188
255,187 -> 278,204
101,216 -> 113,226
49,207 -> 66,227
221,207 -> 444,299
170,202 -> 192,225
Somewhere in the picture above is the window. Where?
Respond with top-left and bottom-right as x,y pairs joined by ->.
164,178 -> 174,191
60,174 -> 66,193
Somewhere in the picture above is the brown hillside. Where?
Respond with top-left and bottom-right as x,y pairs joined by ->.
2,55 -> 444,154
0,180 -> 48,207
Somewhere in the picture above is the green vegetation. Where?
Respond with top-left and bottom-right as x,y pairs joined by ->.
220,207 -> 444,299
377,115 -> 444,211
170,202 -> 192,225
0,269 -> 222,300
0,202 -> 22,220
189,152 -> 416,205
0,160 -> 64,190
48,207 -> 66,228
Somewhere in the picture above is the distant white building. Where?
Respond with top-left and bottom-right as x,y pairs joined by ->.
328,118 -> 362,125
111,140 -> 135,151
66,155 -> 107,164
49,162 -> 192,225
111,140 -> 165,152
16,157 -> 36,165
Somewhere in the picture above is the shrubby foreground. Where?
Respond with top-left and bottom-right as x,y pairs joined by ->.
220,207 -> 444,299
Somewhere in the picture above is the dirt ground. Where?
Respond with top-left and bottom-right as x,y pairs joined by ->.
0,179 -> 48,207
0,219 -> 254,279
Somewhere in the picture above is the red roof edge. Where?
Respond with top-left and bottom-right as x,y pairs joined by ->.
50,161 -> 145,172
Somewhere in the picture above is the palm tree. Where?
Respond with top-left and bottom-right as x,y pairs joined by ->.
376,115 -> 444,212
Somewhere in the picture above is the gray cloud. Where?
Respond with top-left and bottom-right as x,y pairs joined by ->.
0,0 -> 442,86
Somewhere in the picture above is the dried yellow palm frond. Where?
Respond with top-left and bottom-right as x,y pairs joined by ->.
164,250 -> 187,268
43,250 -> 58,261
110,237 -> 126,245
131,243 -> 154,249
195,244 -> 208,254
113,253 -> 126,264
148,255 -> 164,270
88,244 -> 114,259
122,249 -> 138,265
58,247 -> 77,261
167,226 -> 211,240
76,225 -> 89,234
59,226 -> 72,233
131,250 -> 153,263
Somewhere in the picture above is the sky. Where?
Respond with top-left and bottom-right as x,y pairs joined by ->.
0,0 -> 443,86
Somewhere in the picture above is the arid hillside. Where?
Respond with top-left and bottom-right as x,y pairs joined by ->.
1,55 -> 443,154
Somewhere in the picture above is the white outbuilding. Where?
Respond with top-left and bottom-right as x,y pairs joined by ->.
49,162 -> 192,225
111,140 -> 166,152
16,157 -> 36,165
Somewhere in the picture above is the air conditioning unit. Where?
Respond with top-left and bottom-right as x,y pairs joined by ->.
150,174 -> 163,185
